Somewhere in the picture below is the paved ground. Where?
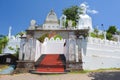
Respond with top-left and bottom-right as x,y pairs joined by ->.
89,71 -> 120,80
1,71 -> 120,80
0,73 -> 92,80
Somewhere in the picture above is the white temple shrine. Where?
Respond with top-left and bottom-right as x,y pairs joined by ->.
43,10 -> 60,29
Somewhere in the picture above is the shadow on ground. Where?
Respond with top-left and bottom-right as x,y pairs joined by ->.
89,71 -> 120,80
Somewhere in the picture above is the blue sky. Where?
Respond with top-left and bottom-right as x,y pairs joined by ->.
0,0 -> 120,35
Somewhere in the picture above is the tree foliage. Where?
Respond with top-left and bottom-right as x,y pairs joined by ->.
0,36 -> 9,54
63,6 -> 79,21
106,33 -> 112,40
94,28 -> 99,37
63,6 -> 79,26
107,26 -> 117,35
54,34 -> 62,40
38,32 -> 63,43
90,32 -> 104,39
106,26 -> 117,40
16,31 -> 26,37
38,33 -> 48,43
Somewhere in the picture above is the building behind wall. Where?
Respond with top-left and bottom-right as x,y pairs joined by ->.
3,27 -> 21,54
0,54 -> 17,65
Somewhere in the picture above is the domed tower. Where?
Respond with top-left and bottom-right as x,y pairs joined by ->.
77,3 -> 93,31
43,9 -> 59,29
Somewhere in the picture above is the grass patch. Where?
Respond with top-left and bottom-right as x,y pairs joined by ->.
0,65 -> 9,71
69,70 -> 90,74
69,68 -> 120,74
90,68 -> 120,73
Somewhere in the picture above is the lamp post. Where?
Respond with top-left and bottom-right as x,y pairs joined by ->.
101,24 -> 106,40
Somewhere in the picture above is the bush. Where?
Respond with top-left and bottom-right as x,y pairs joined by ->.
54,34 -> 62,40
38,33 -> 48,43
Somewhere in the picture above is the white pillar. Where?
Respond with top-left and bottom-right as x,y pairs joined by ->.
75,45 -> 79,62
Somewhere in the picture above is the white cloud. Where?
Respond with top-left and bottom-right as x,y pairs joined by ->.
81,2 -> 99,14
87,9 -> 99,14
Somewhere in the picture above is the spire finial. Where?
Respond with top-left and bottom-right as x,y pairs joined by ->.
8,26 -> 12,39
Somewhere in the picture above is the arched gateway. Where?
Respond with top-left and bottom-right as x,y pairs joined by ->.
17,9 -> 89,73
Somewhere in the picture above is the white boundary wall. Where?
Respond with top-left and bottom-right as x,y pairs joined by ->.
41,37 -> 65,54
82,37 -> 120,70
19,39 -> 41,62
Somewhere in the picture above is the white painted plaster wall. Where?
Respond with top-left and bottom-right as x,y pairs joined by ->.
41,37 -> 65,54
82,37 -> 120,70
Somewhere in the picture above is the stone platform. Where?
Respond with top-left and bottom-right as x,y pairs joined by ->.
14,60 -> 35,73
66,62 -> 83,71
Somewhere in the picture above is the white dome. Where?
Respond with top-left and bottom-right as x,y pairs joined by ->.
43,10 -> 59,29
45,10 -> 58,22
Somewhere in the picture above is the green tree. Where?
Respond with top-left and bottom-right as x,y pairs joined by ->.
107,26 -> 117,35
106,33 -> 112,40
94,28 -> 99,37
16,31 -> 26,37
54,34 -> 62,40
0,36 -> 9,54
63,6 -> 79,26
106,26 -> 117,40
38,33 -> 48,43
0,35 -> 4,38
